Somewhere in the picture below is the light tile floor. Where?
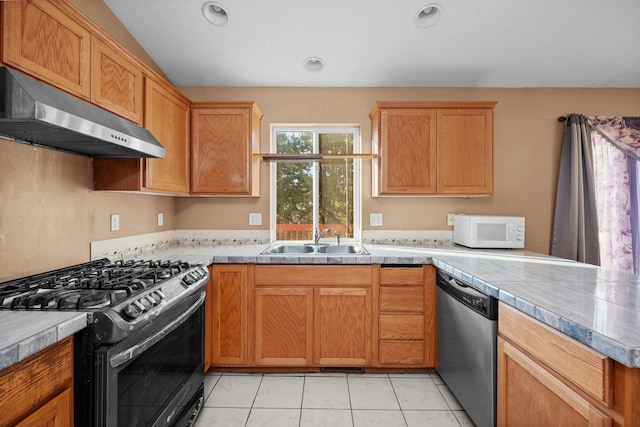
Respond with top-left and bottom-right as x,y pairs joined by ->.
194,372 -> 476,427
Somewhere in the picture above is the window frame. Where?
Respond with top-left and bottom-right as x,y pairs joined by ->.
269,124 -> 362,243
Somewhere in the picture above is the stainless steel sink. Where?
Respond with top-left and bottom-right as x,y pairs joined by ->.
262,244 -> 316,254
315,244 -> 368,255
262,244 -> 368,255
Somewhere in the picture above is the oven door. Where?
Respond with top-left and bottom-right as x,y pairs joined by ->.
95,292 -> 205,427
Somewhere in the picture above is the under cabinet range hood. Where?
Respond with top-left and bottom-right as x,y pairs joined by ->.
0,67 -> 165,158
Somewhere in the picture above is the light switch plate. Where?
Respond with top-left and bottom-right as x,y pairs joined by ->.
157,213 -> 164,226
370,213 -> 383,227
249,213 -> 262,226
447,213 -> 455,226
110,214 -> 120,231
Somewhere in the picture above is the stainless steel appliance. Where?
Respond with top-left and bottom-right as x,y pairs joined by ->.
436,269 -> 498,427
0,258 -> 208,427
0,66 -> 165,158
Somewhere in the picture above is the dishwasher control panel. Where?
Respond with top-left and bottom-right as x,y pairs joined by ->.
436,269 -> 498,320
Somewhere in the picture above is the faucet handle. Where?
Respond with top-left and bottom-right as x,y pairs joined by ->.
334,231 -> 341,245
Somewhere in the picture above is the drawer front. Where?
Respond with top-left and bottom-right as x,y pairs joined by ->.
379,315 -> 424,339
380,267 -> 424,286
379,340 -> 425,366
379,287 -> 424,312
255,265 -> 373,287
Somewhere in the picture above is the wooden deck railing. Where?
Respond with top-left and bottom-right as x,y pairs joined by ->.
276,224 -> 352,241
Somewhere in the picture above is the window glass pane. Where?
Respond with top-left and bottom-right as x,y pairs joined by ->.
273,128 -> 358,242
319,134 -> 354,239
276,131 -> 314,241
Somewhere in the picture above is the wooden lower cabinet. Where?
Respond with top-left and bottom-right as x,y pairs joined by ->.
375,265 -> 436,368
498,338 -> 611,426
498,302 -> 640,427
0,337 -> 74,427
314,287 -> 372,366
252,265 -> 373,368
254,288 -> 314,366
211,264 -> 249,366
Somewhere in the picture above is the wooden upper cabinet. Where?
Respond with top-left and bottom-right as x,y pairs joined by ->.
91,36 -> 144,123
373,108 -> 437,195
437,108 -> 493,194
370,101 -> 496,196
1,0 -> 91,98
144,77 -> 190,193
93,78 -> 190,194
191,102 -> 262,196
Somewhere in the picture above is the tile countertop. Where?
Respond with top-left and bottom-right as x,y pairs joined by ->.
0,311 -> 87,371
136,243 -> 640,368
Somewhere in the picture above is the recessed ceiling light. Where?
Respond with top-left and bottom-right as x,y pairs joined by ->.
202,2 -> 229,26
303,57 -> 325,72
414,4 -> 443,29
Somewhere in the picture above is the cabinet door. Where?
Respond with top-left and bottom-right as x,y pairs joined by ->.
254,288 -> 313,366
437,108 -> 493,194
376,108 -> 437,195
498,338 -> 612,427
91,37 -> 144,123
314,288 -> 372,366
15,387 -> 72,427
2,0 -> 91,98
191,104 -> 261,195
212,265 -> 249,366
144,77 -> 190,193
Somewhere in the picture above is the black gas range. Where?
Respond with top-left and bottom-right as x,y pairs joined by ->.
0,258 -> 209,427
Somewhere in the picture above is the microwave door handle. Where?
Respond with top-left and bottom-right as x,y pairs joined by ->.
109,292 -> 205,368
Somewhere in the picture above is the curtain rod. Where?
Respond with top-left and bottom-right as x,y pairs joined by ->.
558,116 -> 566,122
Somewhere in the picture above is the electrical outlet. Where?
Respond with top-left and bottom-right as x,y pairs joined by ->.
157,213 -> 164,226
447,213 -> 455,226
370,213 -> 383,227
110,214 -> 120,231
249,213 -> 262,226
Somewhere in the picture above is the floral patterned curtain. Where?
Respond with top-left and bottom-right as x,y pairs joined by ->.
587,116 -> 640,273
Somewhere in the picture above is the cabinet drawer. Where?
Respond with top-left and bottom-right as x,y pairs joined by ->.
499,303 -> 613,407
379,340 -> 425,366
379,315 -> 424,339
255,265 -> 373,287
380,267 -> 424,286
379,287 -> 424,312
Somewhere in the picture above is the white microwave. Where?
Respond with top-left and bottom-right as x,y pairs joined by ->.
453,215 -> 525,249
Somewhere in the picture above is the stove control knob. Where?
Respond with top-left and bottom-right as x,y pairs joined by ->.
155,289 -> 166,300
145,295 -> 156,306
124,303 -> 142,319
181,272 -> 197,286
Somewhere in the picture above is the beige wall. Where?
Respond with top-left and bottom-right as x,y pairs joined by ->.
0,139 -> 175,281
178,86 -> 640,255
1,0 -> 638,281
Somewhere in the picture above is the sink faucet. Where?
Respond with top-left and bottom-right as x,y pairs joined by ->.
334,231 -> 341,246
314,227 -> 331,245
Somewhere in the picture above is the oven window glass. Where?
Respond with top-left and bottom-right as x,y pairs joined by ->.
117,307 -> 203,426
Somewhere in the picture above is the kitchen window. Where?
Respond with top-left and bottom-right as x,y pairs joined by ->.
270,126 -> 361,242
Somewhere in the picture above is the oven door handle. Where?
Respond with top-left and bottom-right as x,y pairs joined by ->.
110,292 -> 205,368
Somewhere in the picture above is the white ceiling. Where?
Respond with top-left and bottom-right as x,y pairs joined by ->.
104,0 -> 640,88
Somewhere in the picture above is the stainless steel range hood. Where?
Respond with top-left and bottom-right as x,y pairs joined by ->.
0,67 -> 165,158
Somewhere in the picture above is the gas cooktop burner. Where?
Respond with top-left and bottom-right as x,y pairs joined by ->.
0,258 -> 198,311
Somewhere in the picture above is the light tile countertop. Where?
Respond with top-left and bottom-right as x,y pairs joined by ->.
3,242 -> 640,371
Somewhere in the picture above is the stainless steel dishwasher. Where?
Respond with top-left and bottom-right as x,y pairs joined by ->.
436,269 -> 498,427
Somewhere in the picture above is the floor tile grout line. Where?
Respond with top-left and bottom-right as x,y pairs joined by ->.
387,374 -> 409,427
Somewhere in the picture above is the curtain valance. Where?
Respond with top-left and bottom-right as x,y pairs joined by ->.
587,116 -> 640,160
